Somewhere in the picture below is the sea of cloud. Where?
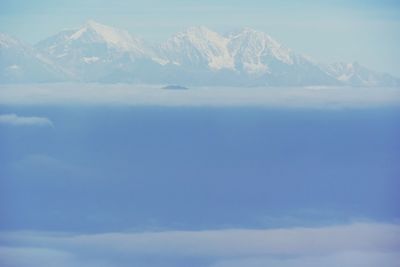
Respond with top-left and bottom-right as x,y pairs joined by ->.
0,84 -> 399,108
0,222 -> 399,267
0,113 -> 53,126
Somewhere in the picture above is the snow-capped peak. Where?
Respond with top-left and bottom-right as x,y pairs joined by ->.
10,21 -> 396,86
180,26 -> 223,41
160,26 -> 304,74
0,32 -> 25,49
161,26 -> 235,70
228,27 -> 293,66
71,20 -> 121,41
323,61 -> 359,81
321,61 -> 400,86
68,20 -> 147,54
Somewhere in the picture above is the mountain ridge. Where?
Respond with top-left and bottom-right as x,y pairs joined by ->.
1,21 -> 399,86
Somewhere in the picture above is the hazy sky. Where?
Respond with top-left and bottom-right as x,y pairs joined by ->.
0,0 -> 399,75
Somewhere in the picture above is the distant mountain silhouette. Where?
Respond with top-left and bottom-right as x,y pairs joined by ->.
1,21 -> 399,86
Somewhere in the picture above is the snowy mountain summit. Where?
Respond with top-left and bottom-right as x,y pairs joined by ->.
160,26 -> 235,70
1,21 -> 399,86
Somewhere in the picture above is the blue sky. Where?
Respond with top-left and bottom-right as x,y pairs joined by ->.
0,0 -> 400,75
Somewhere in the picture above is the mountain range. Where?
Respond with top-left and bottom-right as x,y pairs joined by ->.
1,20 -> 399,87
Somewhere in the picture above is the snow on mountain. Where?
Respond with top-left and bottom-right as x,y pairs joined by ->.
160,26 -> 234,70
1,21 -> 398,86
69,20 -> 150,55
0,33 -> 23,49
0,33 -> 67,83
158,27 -> 341,86
159,26 -> 300,75
228,28 -> 294,75
37,21 -> 151,57
36,21 -> 164,81
324,62 -> 400,87
224,28 -> 340,86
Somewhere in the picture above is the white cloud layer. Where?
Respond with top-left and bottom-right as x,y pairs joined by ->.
0,84 -> 399,108
0,222 -> 399,267
0,113 -> 53,127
